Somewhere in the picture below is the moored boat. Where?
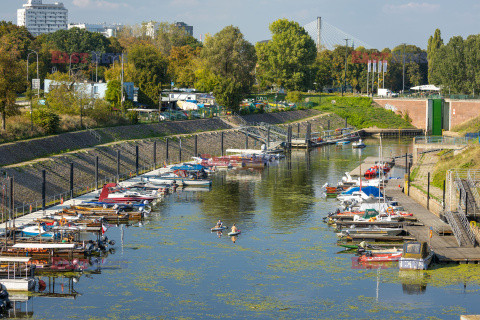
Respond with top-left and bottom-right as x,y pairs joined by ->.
399,241 -> 434,270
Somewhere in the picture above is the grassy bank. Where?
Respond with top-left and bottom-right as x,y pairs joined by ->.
311,96 -> 414,129
432,146 -> 480,188
452,114 -> 480,135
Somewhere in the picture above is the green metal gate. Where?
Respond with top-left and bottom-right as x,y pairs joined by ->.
427,99 -> 446,135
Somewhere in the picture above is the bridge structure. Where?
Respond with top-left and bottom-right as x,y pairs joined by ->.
302,17 -> 372,51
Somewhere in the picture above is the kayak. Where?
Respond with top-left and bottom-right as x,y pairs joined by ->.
228,231 -> 241,236
211,226 -> 228,232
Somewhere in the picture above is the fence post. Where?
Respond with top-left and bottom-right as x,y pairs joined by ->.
245,132 -> 248,149
345,117 -> 348,128
407,163 -> 411,196
288,125 -> 292,150
427,172 -> 430,210
267,126 -> 270,149
442,180 -> 446,211
70,162 -> 74,198
135,145 -> 139,176
221,132 -> 224,156
9,177 -> 14,243
95,156 -> 99,190
116,150 -> 120,183
153,141 -> 157,169
179,138 -> 182,163
42,169 -> 46,211
297,123 -> 300,136
166,138 -> 169,164
405,153 -> 408,171
328,120 -> 330,131
194,135 -> 198,157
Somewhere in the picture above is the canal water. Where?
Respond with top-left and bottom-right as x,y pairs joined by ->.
15,139 -> 480,319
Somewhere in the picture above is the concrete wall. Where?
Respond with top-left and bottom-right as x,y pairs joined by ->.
374,98 -> 480,130
406,183 -> 443,217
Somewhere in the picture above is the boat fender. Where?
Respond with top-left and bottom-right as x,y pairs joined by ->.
109,240 -> 116,246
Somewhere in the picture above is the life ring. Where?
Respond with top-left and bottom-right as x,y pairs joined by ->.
386,207 -> 394,215
470,221 -> 477,228
60,218 -> 67,226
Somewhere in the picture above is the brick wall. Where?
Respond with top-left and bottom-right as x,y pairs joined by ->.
374,99 -> 427,129
448,100 -> 480,129
375,98 -> 480,130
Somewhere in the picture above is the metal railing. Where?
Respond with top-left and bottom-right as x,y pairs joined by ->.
444,211 -> 467,246
85,125 -> 102,142
457,209 -> 477,246
414,135 -> 476,145
467,170 -> 480,217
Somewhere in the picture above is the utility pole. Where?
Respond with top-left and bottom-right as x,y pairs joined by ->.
343,38 -> 349,97
402,43 -> 406,94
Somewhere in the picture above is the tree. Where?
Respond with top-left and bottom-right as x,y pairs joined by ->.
256,19 -> 317,91
0,39 -> 26,130
199,26 -> 256,110
129,43 -> 168,106
105,79 -> 121,111
168,45 -> 201,88
427,29 -> 444,85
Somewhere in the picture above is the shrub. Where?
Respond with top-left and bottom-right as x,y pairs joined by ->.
127,110 -> 139,124
32,108 -> 60,134
286,91 -> 303,103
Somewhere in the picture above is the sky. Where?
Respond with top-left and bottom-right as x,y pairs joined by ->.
4,0 -> 480,50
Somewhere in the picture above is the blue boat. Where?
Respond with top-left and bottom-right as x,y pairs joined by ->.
336,140 -> 351,145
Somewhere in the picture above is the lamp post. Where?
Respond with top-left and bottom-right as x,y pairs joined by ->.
402,43 -> 406,94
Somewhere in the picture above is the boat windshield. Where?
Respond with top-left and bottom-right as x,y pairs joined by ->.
405,243 -> 421,254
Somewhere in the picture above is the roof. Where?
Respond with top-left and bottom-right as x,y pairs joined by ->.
410,84 -> 440,91
0,256 -> 31,262
12,243 -> 75,249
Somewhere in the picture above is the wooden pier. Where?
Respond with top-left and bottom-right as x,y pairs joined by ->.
385,178 -> 480,263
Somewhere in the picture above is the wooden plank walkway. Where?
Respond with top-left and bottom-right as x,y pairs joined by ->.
385,179 -> 480,263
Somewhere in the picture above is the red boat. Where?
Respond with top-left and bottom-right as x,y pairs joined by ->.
358,251 -> 402,262
98,183 -> 156,203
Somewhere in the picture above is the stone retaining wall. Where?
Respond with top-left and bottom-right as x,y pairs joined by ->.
407,184 -> 444,217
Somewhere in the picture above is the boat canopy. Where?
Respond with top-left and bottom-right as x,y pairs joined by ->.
341,186 -> 383,198
12,243 -> 75,249
0,256 -> 31,262
402,241 -> 429,259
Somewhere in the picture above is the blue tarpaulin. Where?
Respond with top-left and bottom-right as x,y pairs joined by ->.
341,186 -> 383,198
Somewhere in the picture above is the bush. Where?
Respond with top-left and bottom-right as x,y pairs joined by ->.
32,108 -> 60,134
127,110 -> 139,124
286,91 -> 303,103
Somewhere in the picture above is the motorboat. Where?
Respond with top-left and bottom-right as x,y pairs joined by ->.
20,224 -> 55,238
98,183 -> 157,203
338,225 -> 403,237
399,241 -> 434,270
352,139 -> 366,149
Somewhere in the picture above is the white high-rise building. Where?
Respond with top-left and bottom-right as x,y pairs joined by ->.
17,0 -> 68,36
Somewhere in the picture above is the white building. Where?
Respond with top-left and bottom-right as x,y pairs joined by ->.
68,23 -> 123,38
17,0 -> 68,36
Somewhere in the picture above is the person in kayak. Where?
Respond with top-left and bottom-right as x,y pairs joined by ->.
216,220 -> 223,228
231,224 -> 238,233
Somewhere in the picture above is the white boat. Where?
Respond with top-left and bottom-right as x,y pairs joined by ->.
338,225 -> 403,236
146,173 -> 211,187
0,257 -> 36,291
399,241 -> 434,270
20,225 -> 55,238
352,139 -> 366,148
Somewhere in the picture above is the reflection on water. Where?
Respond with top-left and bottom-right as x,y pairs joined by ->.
19,138 -> 480,319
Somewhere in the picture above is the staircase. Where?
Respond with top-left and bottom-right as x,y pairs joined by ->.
444,211 -> 476,247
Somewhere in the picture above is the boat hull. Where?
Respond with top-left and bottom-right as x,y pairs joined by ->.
399,252 -> 434,270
